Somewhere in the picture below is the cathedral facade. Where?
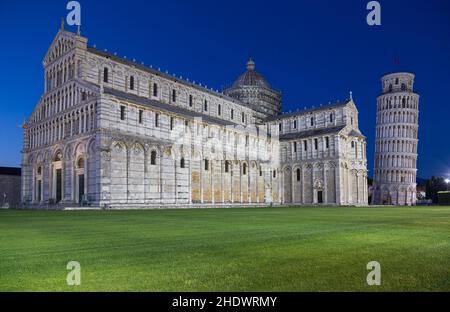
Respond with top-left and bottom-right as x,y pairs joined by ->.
21,28 -> 368,208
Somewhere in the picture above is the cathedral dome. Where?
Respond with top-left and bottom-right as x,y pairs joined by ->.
232,59 -> 271,89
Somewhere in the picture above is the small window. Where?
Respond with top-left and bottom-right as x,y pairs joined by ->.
103,67 -> 109,83
172,90 -> 177,102
273,170 -> 276,178
304,140 -> 308,151
204,159 -> 209,171
153,83 -> 158,97
325,137 -> 329,148
231,109 -> 234,119
241,112 -> 245,123
401,83 -> 406,91
204,100 -> 208,111
170,117 -> 174,130
130,76 -> 135,90
259,167 -> 262,177
155,113 -> 159,127
150,151 -> 157,165
329,113 -> 333,123
279,123 -> 282,132
189,95 -> 193,107
351,117 -> 354,125
310,117 -> 314,126
296,168 -> 301,181
180,157 -> 185,168
139,110 -> 143,124
395,78 -> 399,85
314,138 -> 318,150
351,141 -> 355,148
293,120 -> 297,129
218,104 -> 221,116
225,161 -> 229,173
120,106 -> 125,120
243,163 -> 247,175
293,142 -> 297,153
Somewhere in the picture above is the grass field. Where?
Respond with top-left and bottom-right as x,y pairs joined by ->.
1,206 -> 450,291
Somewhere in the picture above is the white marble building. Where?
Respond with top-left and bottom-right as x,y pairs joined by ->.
21,27 -> 368,208
372,73 -> 419,205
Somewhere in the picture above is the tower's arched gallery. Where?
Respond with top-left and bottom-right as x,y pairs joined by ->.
21,28 -> 369,208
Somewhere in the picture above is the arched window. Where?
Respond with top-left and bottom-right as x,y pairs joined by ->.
37,166 -> 42,175
296,168 -> 301,181
204,100 -> 208,111
180,157 -> 185,168
401,83 -> 406,91
153,83 -> 158,96
402,98 -> 406,108
389,84 -> 393,92
310,117 -> 314,126
204,159 -> 209,171
172,89 -> 177,102
273,170 -> 276,178
225,161 -> 230,173
103,67 -> 109,83
395,78 -> 399,85
243,163 -> 247,175
129,76 -> 135,90
189,95 -> 193,107
150,151 -> 157,165
329,113 -> 334,123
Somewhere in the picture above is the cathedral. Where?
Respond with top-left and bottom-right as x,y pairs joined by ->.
21,27 -> 368,208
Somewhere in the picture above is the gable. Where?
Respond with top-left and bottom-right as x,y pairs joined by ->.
43,30 -> 77,66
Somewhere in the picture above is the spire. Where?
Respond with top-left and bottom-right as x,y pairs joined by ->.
60,17 -> 65,30
349,91 -> 353,100
246,58 -> 255,71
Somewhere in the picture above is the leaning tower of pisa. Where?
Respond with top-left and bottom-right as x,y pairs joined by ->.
372,72 -> 419,206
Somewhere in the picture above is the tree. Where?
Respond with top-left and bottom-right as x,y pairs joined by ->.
425,176 -> 448,203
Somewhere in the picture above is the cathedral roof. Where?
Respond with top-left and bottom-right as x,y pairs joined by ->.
265,100 -> 351,122
103,87 -> 241,127
231,59 -> 272,89
279,125 -> 346,141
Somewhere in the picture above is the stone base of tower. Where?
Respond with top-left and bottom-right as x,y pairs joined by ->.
371,183 -> 417,206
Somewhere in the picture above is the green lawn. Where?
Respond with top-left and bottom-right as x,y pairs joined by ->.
1,206 -> 450,291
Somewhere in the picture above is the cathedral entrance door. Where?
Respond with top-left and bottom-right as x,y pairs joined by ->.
317,190 -> 323,204
55,169 -> 62,203
37,180 -> 42,202
78,174 -> 85,204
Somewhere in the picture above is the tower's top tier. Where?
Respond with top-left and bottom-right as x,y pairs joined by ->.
381,72 -> 415,94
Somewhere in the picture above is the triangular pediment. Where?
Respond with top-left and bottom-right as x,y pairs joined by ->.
43,30 -> 77,66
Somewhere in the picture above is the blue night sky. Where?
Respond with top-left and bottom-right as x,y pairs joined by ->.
0,0 -> 449,179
